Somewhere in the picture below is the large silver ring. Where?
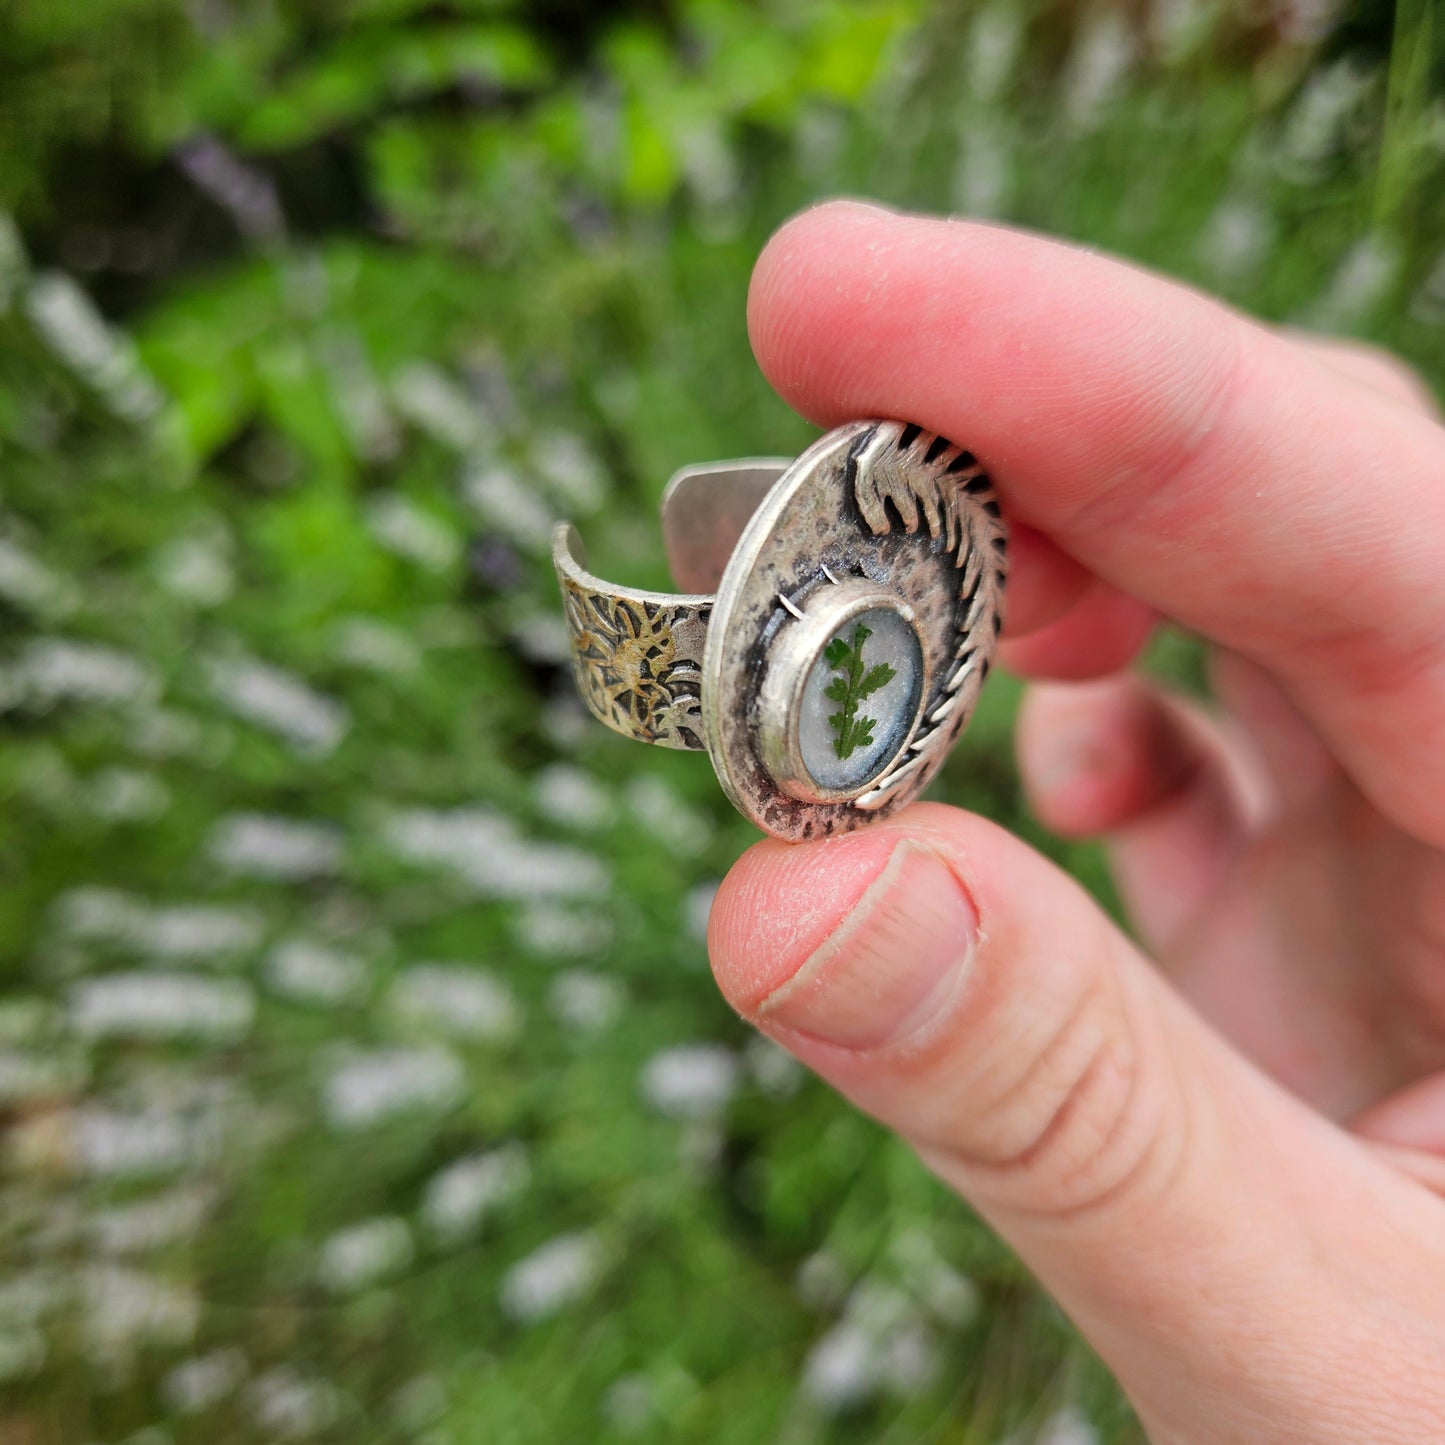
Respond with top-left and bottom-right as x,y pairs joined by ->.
553,420 -> 1008,842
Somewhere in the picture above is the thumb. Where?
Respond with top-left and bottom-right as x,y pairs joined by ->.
708,803 -> 1445,1442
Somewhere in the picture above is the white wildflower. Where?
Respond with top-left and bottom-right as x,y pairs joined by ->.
1275,0 -> 1345,45
422,1145 -> 530,1242
531,431 -> 605,511
208,656 -> 349,756
1277,60 -> 1374,182
1306,235 -> 1402,330
540,694 -> 590,750
547,970 -> 625,1037
52,888 -> 264,962
0,211 -> 27,309
513,905 -> 612,959
265,938 -> 370,1006
79,1266 -> 199,1366
162,1348 -> 248,1414
508,610 -> 570,664
0,1270 -> 70,1328
640,1044 -> 739,1121
25,273 -> 165,424
877,1318 -> 938,1395
890,1230 -> 980,1328
966,2 -> 1025,103
389,1374 -> 447,1432
392,362 -> 487,451
73,1108 -> 196,1178
209,813 -> 343,880
9,638 -> 157,709
803,1279 -> 936,1414
1150,0 -> 1215,58
952,123 -> 1013,218
801,1322 -> 875,1412
69,973 -> 254,1043
0,535 -> 76,618
622,776 -> 707,858
142,903 -> 264,962
0,1328 -> 45,1383
1412,249 -> 1445,326
1198,198 -> 1274,284
385,807 -> 608,900
365,494 -> 460,571
678,1122 -> 724,1175
86,767 -> 171,822
153,532 -> 234,607
117,1428 -> 172,1445
462,460 -> 554,547
0,1047 -> 87,1104
126,706 -> 206,761
324,329 -> 399,465
744,1036 -> 803,1099
0,996 -> 52,1043
603,1374 -> 654,1434
1060,11 -> 1136,132
330,617 -> 421,675
316,1216 -> 413,1294
844,1280 -> 912,1336
176,134 -> 284,243
684,882 -> 717,943
1026,1406 -> 1102,1445
246,1368 -> 344,1439
499,1232 -> 603,1323
89,1186 -> 211,1255
322,1047 -> 466,1130
388,965 -> 521,1043
533,764 -> 612,830
795,1251 -> 850,1310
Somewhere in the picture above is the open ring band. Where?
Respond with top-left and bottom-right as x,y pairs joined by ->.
553,420 -> 1008,842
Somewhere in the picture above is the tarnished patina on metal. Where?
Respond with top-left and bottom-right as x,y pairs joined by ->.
553,420 -> 1008,842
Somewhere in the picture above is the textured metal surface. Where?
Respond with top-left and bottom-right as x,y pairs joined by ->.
701,420 -> 1007,841
554,421 -> 1007,839
552,524 -> 713,751
661,460 -> 787,594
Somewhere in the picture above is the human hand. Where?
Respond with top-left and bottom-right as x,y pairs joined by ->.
707,201 -> 1445,1442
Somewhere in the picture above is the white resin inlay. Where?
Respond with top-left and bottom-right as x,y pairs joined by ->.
798,608 -> 923,793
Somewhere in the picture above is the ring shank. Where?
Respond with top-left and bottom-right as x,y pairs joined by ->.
552,459 -> 786,751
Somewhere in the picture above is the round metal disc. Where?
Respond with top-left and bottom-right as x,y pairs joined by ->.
701,419 -> 1008,841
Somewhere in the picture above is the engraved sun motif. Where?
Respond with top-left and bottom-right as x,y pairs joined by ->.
563,584 -> 705,750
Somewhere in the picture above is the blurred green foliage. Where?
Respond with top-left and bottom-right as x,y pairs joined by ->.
0,2 -> 1442,1443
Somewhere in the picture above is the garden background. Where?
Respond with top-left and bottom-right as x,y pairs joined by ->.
0,1 -> 1441,1441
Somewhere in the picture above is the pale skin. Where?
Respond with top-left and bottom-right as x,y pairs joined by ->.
706,201 -> 1445,1442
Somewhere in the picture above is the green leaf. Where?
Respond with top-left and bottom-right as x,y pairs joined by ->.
858,662 -> 896,698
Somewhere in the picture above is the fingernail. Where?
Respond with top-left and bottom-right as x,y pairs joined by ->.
757,841 -> 978,1050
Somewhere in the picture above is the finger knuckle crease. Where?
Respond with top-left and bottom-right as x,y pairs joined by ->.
956,1006 -> 1181,1222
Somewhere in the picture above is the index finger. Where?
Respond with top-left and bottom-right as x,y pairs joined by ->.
748,201 -> 1445,846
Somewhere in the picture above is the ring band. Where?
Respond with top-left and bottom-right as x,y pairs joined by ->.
554,420 -> 1008,841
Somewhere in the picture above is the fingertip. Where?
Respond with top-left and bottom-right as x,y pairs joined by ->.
746,199 -> 923,424
998,583 -> 1155,681
1017,677 -> 1199,835
707,825 -> 902,1016
1000,524 -> 1096,639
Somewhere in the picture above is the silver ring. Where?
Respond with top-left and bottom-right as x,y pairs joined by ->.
553,420 -> 1008,842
